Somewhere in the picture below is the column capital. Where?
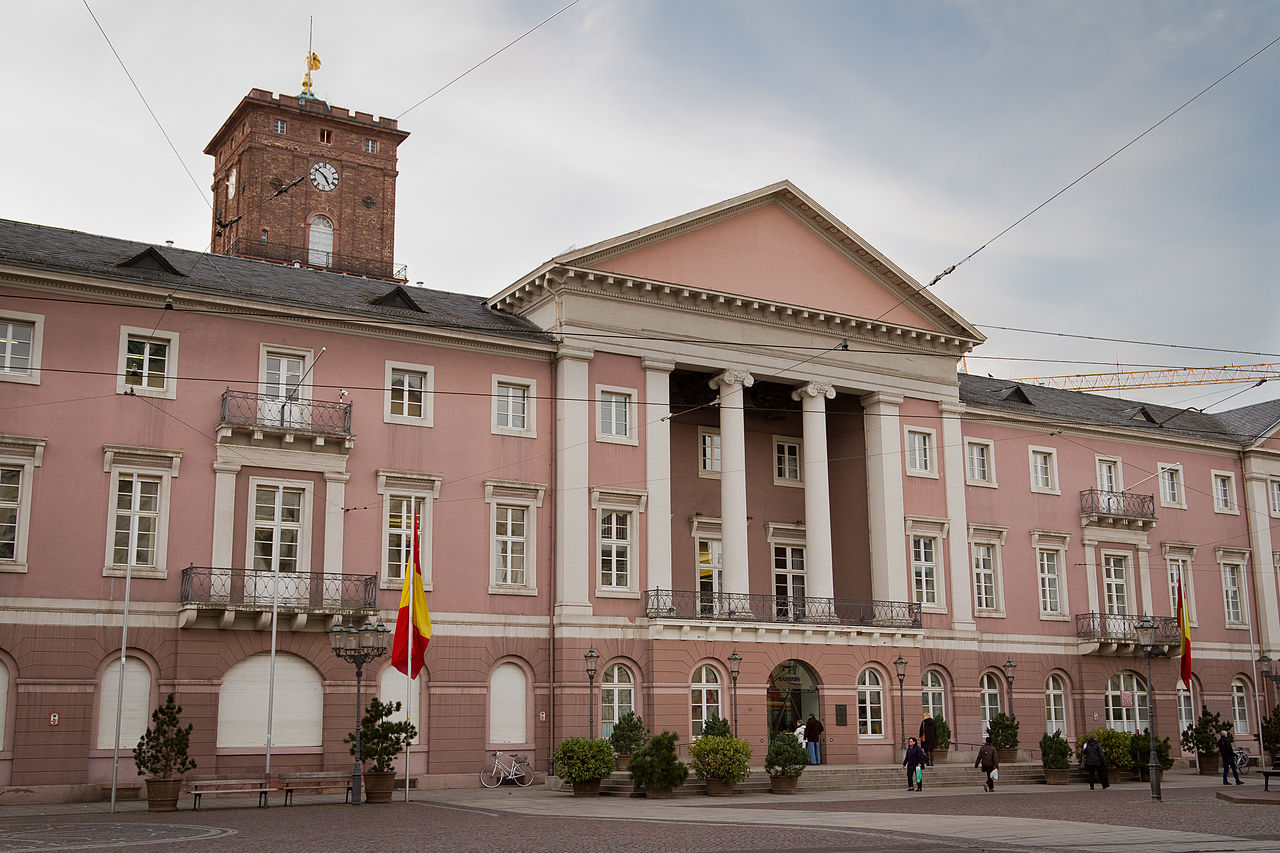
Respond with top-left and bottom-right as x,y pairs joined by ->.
938,401 -> 966,416
792,381 -> 836,402
642,357 -> 676,374
709,369 -> 755,391
860,391 -> 904,409
556,345 -> 594,363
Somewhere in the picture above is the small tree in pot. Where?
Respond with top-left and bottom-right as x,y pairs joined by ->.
932,715 -> 952,762
134,693 -> 196,812
609,712 -> 647,771
1180,705 -> 1228,775
987,713 -> 1020,762
1038,730 -> 1072,785
345,697 -> 417,802
628,730 -> 688,798
1129,729 -> 1173,781
689,733 -> 752,796
764,732 -> 808,793
1260,705 -> 1280,768
552,737 -> 616,796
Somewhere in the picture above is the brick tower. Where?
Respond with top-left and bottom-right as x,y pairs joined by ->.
204,88 -> 410,280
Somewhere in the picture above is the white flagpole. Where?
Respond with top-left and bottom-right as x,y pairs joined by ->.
404,500 -> 415,802
109,563 -> 134,813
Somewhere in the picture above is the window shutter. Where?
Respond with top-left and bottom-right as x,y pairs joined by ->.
488,663 -> 526,744
96,657 -> 151,750
217,653 -> 323,747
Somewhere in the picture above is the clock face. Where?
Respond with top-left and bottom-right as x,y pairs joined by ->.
309,161 -> 339,192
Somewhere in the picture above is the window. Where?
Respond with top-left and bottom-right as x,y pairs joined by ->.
600,664 -> 634,739
911,536 -> 938,606
258,345 -> 312,430
1029,447 -> 1058,493
1104,671 -> 1148,733
905,428 -> 935,476
308,214 -> 333,267
698,428 -> 721,477
921,671 -> 946,720
1223,561 -> 1245,624
1096,458 -> 1122,512
979,673 -> 1003,735
857,669 -> 884,736
273,118 -> 287,134
95,656 -> 151,749
260,228 -> 269,244
1159,464 -> 1185,508
378,471 -> 440,589
596,385 -> 637,444
0,311 -> 43,384
973,543 -> 998,612
217,652 -> 322,747
773,437 -> 802,485
103,446 -> 179,579
117,328 -> 179,398
1213,472 -> 1237,513
494,506 -> 526,585
0,465 -> 20,564
489,662 -> 528,744
384,361 -> 434,426
697,537 -> 723,615
319,129 -> 332,144
1166,549 -> 1196,626
691,665 -> 721,737
0,660 -> 8,750
965,440 -> 995,486
379,666 -> 422,745
246,481 -> 310,604
492,376 -> 536,437
1177,688 -> 1194,741
385,496 -> 424,583
599,510 -> 631,589
1270,480 -> 1280,516
773,544 -> 806,619
1103,554 -> 1129,615
1044,674 -> 1067,736
112,473 -> 161,569
486,480 -> 543,593
1232,679 -> 1250,734
363,138 -> 378,154
0,436 -> 43,572
1038,549 -> 1063,616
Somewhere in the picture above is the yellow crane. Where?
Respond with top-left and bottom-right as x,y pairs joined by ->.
1013,363 -> 1280,392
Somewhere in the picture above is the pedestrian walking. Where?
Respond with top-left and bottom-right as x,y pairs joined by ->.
904,737 -> 928,791
1219,731 -> 1244,785
975,735 -> 999,791
919,713 -> 937,766
804,713 -> 825,765
1081,735 -> 1110,790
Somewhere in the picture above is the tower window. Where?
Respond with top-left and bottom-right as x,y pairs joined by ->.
320,129 -> 332,144
260,229 -> 269,244
363,138 -> 378,154
273,119 -> 287,135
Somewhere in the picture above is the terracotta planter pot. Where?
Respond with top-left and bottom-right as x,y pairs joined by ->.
1043,767 -> 1070,785
996,748 -> 1018,763
644,786 -> 673,799
144,778 -> 182,812
931,748 -> 948,763
1198,752 -> 1220,775
769,775 -> 799,794
363,770 -> 396,803
615,754 -> 631,772
704,779 -> 735,797
572,779 -> 602,797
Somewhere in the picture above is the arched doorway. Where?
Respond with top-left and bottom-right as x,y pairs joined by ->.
767,660 -> 820,738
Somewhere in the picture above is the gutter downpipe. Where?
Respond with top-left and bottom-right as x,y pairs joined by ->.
1242,448 -> 1268,740
545,273 -> 564,770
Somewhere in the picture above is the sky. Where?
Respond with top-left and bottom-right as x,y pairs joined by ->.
3,1 -> 1277,411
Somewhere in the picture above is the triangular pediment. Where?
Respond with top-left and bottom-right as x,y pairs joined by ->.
371,284 -> 423,312
118,246 -> 182,276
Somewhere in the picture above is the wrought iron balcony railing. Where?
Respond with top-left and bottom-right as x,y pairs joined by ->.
220,389 -> 353,437
645,589 -> 921,629
1075,612 -> 1180,645
180,565 -> 377,612
227,237 -> 407,281
1080,489 -> 1156,520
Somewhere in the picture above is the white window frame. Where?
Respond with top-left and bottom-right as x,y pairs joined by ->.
595,384 -> 638,445
102,446 -> 181,579
0,309 -> 43,385
1028,446 -> 1059,494
691,517 -> 724,616
1044,674 -> 1067,736
363,138 -> 378,154
968,524 -> 1007,616
1104,671 -> 1148,734
980,672 -> 1003,735
698,428 -> 721,478
319,129 -> 332,144
1163,543 -> 1198,627
1220,554 -> 1247,627
904,427 -> 938,478
772,436 -> 803,486
921,670 -> 946,720
905,516 -> 948,612
116,327 -> 180,399
1158,463 -> 1186,509
690,664 -> 722,737
857,668 -> 885,737
384,361 -> 434,427
491,375 -> 537,438
377,470 -> 441,590
1232,679 -> 1251,734
964,439 -> 996,487
244,476 -> 313,577
485,480 -> 544,595
600,663 -> 635,740
768,522 -> 807,619
258,344 -> 313,413
1102,551 -> 1131,616
592,487 -> 646,597
1031,530 -> 1071,620
1212,470 -> 1238,514
0,436 -> 43,573
1269,479 -> 1280,517
273,118 -> 287,134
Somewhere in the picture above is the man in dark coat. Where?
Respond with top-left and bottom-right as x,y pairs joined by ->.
1081,735 -> 1110,790
919,713 -> 938,766
903,737 -> 928,791
803,713 -> 824,765
1219,731 -> 1243,785
975,736 -> 999,791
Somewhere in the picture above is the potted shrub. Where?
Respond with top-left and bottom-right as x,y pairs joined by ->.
609,711 -> 647,771
1180,705 -> 1228,775
1039,730 -> 1071,785
701,714 -> 732,738
987,713 -> 1020,762
134,693 -> 196,812
688,733 -> 752,796
628,730 -> 688,798
552,737 -> 616,796
1261,705 -> 1280,768
344,697 -> 417,803
1129,729 -> 1174,781
1076,727 -> 1134,776
765,731 -> 807,794
932,715 -> 951,763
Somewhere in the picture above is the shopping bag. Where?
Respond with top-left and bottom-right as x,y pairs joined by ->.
915,766 -> 923,784
990,768 -> 999,781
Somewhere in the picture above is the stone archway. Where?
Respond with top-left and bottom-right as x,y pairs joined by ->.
767,660 -> 820,738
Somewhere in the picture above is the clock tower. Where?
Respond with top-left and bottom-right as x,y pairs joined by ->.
204,88 -> 410,280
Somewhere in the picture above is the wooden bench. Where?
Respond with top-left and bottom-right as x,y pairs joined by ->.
189,778 -> 271,809
279,771 -> 353,805
1261,769 -> 1280,791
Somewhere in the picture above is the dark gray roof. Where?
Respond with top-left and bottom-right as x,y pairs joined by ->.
0,219 -> 552,346
959,373 -> 1280,446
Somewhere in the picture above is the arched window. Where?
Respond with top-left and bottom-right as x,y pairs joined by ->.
308,215 -> 333,267
217,652 -> 323,747
96,655 -> 151,749
921,670 -> 946,720
1176,684 -> 1195,745
1104,671 -> 1148,733
857,669 -> 883,736
489,662 -> 527,744
379,666 -> 423,745
601,663 -> 634,739
690,665 -> 721,737
980,673 -> 1003,735
0,659 -> 8,750
1231,679 -> 1251,735
1044,674 -> 1067,735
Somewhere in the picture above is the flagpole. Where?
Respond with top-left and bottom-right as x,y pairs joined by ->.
109,563 -> 134,813
404,501 -> 415,802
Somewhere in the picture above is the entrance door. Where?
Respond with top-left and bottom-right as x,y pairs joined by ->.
1097,459 -> 1121,512
767,660 -> 820,740
261,353 -> 307,429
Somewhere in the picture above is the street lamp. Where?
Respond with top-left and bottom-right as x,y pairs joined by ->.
727,650 -> 742,736
1135,615 -> 1162,802
1001,659 -> 1016,713
584,648 -> 599,737
894,655 -> 908,751
329,618 -> 391,807
1259,655 -> 1280,705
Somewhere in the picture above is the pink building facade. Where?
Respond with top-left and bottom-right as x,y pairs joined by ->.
2,180 -> 1279,801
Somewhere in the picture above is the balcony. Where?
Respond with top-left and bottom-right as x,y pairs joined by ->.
227,237 -> 407,281
179,565 -> 377,629
645,589 -> 921,630
1075,612 -> 1181,655
1079,488 -> 1157,531
219,389 -> 353,444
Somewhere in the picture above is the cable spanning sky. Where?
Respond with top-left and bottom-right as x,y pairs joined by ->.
3,1 -> 1277,410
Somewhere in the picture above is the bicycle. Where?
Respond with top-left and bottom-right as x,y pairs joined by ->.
480,751 -> 534,787
1234,746 -> 1252,775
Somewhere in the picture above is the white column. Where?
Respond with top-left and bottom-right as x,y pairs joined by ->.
644,358 -> 675,593
710,369 -> 754,596
792,381 -> 835,600
1082,535 -> 1101,614
323,471 -> 348,578
1137,543 -> 1154,615
211,461 -> 240,567
939,402 -> 974,630
861,392 -> 907,602
1244,471 -> 1280,649
556,348 -> 593,616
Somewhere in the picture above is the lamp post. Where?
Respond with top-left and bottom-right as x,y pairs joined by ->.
727,650 -> 742,737
329,618 -> 390,807
894,655 -> 908,751
1001,659 -> 1016,713
585,648 -> 599,737
1260,655 -> 1280,706
1135,615 -> 1162,802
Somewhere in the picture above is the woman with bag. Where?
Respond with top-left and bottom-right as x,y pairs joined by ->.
975,736 -> 999,791
1081,735 -> 1110,790
903,737 -> 928,791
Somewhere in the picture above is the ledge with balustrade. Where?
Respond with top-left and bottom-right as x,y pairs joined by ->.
1079,488 -> 1157,531
217,389 -> 355,449
644,589 -> 921,636
178,565 -> 377,629
1074,611 -> 1180,655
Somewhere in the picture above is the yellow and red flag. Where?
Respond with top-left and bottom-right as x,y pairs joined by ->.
391,507 -> 430,678
1176,576 -> 1191,689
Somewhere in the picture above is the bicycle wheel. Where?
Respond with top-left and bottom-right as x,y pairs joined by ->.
1239,753 -> 1252,775
513,762 -> 534,787
480,763 -> 503,788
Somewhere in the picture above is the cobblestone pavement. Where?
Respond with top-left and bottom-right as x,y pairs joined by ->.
0,823 -> 235,851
